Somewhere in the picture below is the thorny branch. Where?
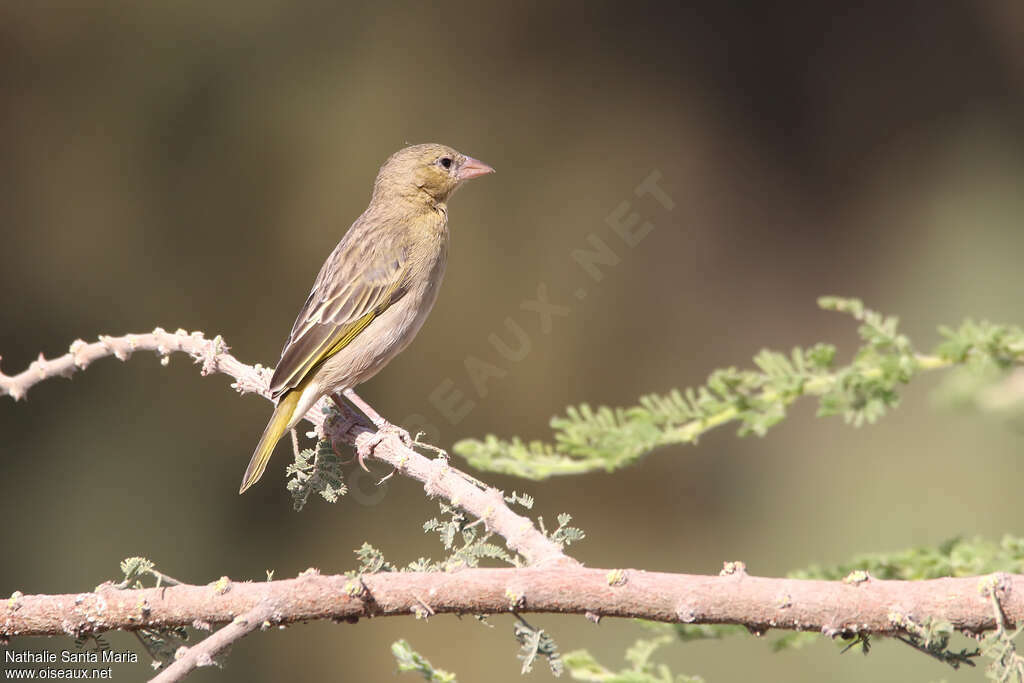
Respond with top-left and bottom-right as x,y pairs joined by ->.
5,568 -> 1023,643
0,329 -> 573,569
149,601 -> 277,683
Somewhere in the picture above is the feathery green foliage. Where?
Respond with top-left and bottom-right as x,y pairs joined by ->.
887,615 -> 979,670
514,617 -> 564,676
347,498 -> 582,675
976,579 -> 1024,682
72,634 -> 110,658
423,502 -> 518,568
454,297 -> 1024,479
789,535 -> 1024,581
353,542 -> 398,574
106,558 -> 189,670
391,640 -> 458,682
540,512 -> 586,549
344,493 -> 583,578
287,423 -> 347,511
563,631 -> 705,682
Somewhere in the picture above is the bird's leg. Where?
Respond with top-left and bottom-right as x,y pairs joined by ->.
342,388 -> 389,430
329,393 -> 353,420
341,388 -> 413,471
342,388 -> 412,441
326,394 -> 362,467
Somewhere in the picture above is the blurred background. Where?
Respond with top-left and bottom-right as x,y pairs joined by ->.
2,1 -> 1023,680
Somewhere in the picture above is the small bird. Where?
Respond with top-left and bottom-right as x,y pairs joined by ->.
239,143 -> 494,494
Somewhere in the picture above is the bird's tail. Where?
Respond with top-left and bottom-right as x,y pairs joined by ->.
239,390 -> 301,494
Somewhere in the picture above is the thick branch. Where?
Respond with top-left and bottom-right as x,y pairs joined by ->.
0,329 -> 573,568
4,568 -> 1021,640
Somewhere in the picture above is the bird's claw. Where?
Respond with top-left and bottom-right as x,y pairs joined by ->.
384,423 -> 414,447
356,447 -> 371,473
359,422 -> 412,472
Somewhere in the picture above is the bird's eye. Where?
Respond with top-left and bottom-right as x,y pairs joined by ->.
439,157 -> 453,169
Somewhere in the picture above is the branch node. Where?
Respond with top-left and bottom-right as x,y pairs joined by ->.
412,594 -> 435,620
676,605 -> 698,623
201,335 -> 226,376
209,577 -> 232,596
32,353 -> 48,378
843,570 -> 871,585
195,652 -> 217,668
978,572 -> 1011,599
505,588 -> 526,611
606,569 -> 628,587
720,561 -> 747,577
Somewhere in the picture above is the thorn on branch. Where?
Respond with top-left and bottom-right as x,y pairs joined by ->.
69,340 -> 89,368
676,605 -> 698,623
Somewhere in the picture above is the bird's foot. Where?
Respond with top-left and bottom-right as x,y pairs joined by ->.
355,422 -> 413,472
381,421 -> 413,446
336,388 -> 413,470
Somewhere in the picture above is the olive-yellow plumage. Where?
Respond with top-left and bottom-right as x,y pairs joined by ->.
240,143 -> 494,493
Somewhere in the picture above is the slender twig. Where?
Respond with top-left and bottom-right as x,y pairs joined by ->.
149,600 -> 277,683
0,329 -> 573,567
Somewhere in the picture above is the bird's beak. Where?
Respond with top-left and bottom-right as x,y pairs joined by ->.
457,156 -> 495,181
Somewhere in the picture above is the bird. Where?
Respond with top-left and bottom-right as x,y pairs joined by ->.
239,143 -> 494,494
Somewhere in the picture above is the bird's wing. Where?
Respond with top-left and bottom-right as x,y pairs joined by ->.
269,224 -> 410,397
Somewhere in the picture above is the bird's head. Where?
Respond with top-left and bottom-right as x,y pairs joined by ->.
373,143 -> 494,206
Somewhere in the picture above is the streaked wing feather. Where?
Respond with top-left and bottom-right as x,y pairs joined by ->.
269,226 -> 409,397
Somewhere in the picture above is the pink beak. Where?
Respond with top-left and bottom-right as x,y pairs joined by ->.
457,156 -> 495,181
